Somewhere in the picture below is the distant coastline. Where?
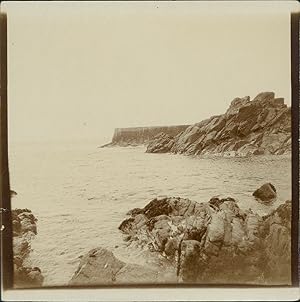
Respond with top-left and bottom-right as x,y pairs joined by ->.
100,125 -> 189,148
103,91 -> 291,157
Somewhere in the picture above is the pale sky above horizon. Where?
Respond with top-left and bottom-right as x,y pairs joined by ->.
2,1 -> 296,144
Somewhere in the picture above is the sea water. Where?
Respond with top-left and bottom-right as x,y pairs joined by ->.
9,140 -> 291,286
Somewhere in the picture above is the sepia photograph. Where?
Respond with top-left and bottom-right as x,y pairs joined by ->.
1,1 -> 299,301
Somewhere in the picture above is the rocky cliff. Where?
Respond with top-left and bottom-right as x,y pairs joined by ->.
103,125 -> 190,147
146,92 -> 291,156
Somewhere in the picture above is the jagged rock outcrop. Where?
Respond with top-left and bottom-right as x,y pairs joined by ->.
146,92 -> 291,156
118,195 -> 291,285
12,209 -> 44,287
253,183 -> 277,202
146,132 -> 176,153
69,193 -> 291,285
102,125 -> 189,147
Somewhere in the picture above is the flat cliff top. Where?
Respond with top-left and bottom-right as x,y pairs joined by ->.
114,125 -> 190,131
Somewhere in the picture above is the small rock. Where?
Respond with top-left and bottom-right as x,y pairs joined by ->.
10,190 -> 18,197
253,183 -> 277,201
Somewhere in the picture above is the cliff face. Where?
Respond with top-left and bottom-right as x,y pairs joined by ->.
146,92 -> 291,156
104,125 -> 190,147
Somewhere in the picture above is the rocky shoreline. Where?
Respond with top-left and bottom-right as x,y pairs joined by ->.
11,185 -> 290,286
12,208 -> 44,288
70,184 -> 291,286
146,92 -> 291,157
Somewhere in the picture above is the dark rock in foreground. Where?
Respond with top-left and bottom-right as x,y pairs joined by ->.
253,183 -> 277,202
118,196 -> 291,285
146,92 -> 291,156
12,209 -> 44,288
70,194 -> 291,285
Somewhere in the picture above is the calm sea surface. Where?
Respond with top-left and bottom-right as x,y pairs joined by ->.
9,141 -> 291,286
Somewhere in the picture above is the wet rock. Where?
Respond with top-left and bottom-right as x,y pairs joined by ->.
260,200 -> 291,284
146,92 -> 291,157
127,207 -> 144,216
12,209 -> 37,236
118,217 -> 136,233
253,183 -> 277,201
14,266 -> 44,288
19,212 -> 37,235
119,195 -> 291,285
69,247 -> 174,285
178,240 -> 205,282
13,238 -> 30,258
70,248 -> 125,285
143,197 -> 173,218
118,214 -> 147,235
164,238 -> 179,257
12,209 -> 43,288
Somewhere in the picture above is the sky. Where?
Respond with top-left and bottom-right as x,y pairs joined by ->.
2,1 -> 296,144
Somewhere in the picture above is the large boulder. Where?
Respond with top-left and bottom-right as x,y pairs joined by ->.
70,248 -> 125,285
253,183 -> 277,202
69,247 -> 176,285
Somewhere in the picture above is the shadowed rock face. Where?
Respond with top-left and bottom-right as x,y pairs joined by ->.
118,196 -> 291,285
146,133 -> 175,153
146,92 -> 291,156
103,125 -> 190,147
12,209 -> 44,288
253,183 -> 277,202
